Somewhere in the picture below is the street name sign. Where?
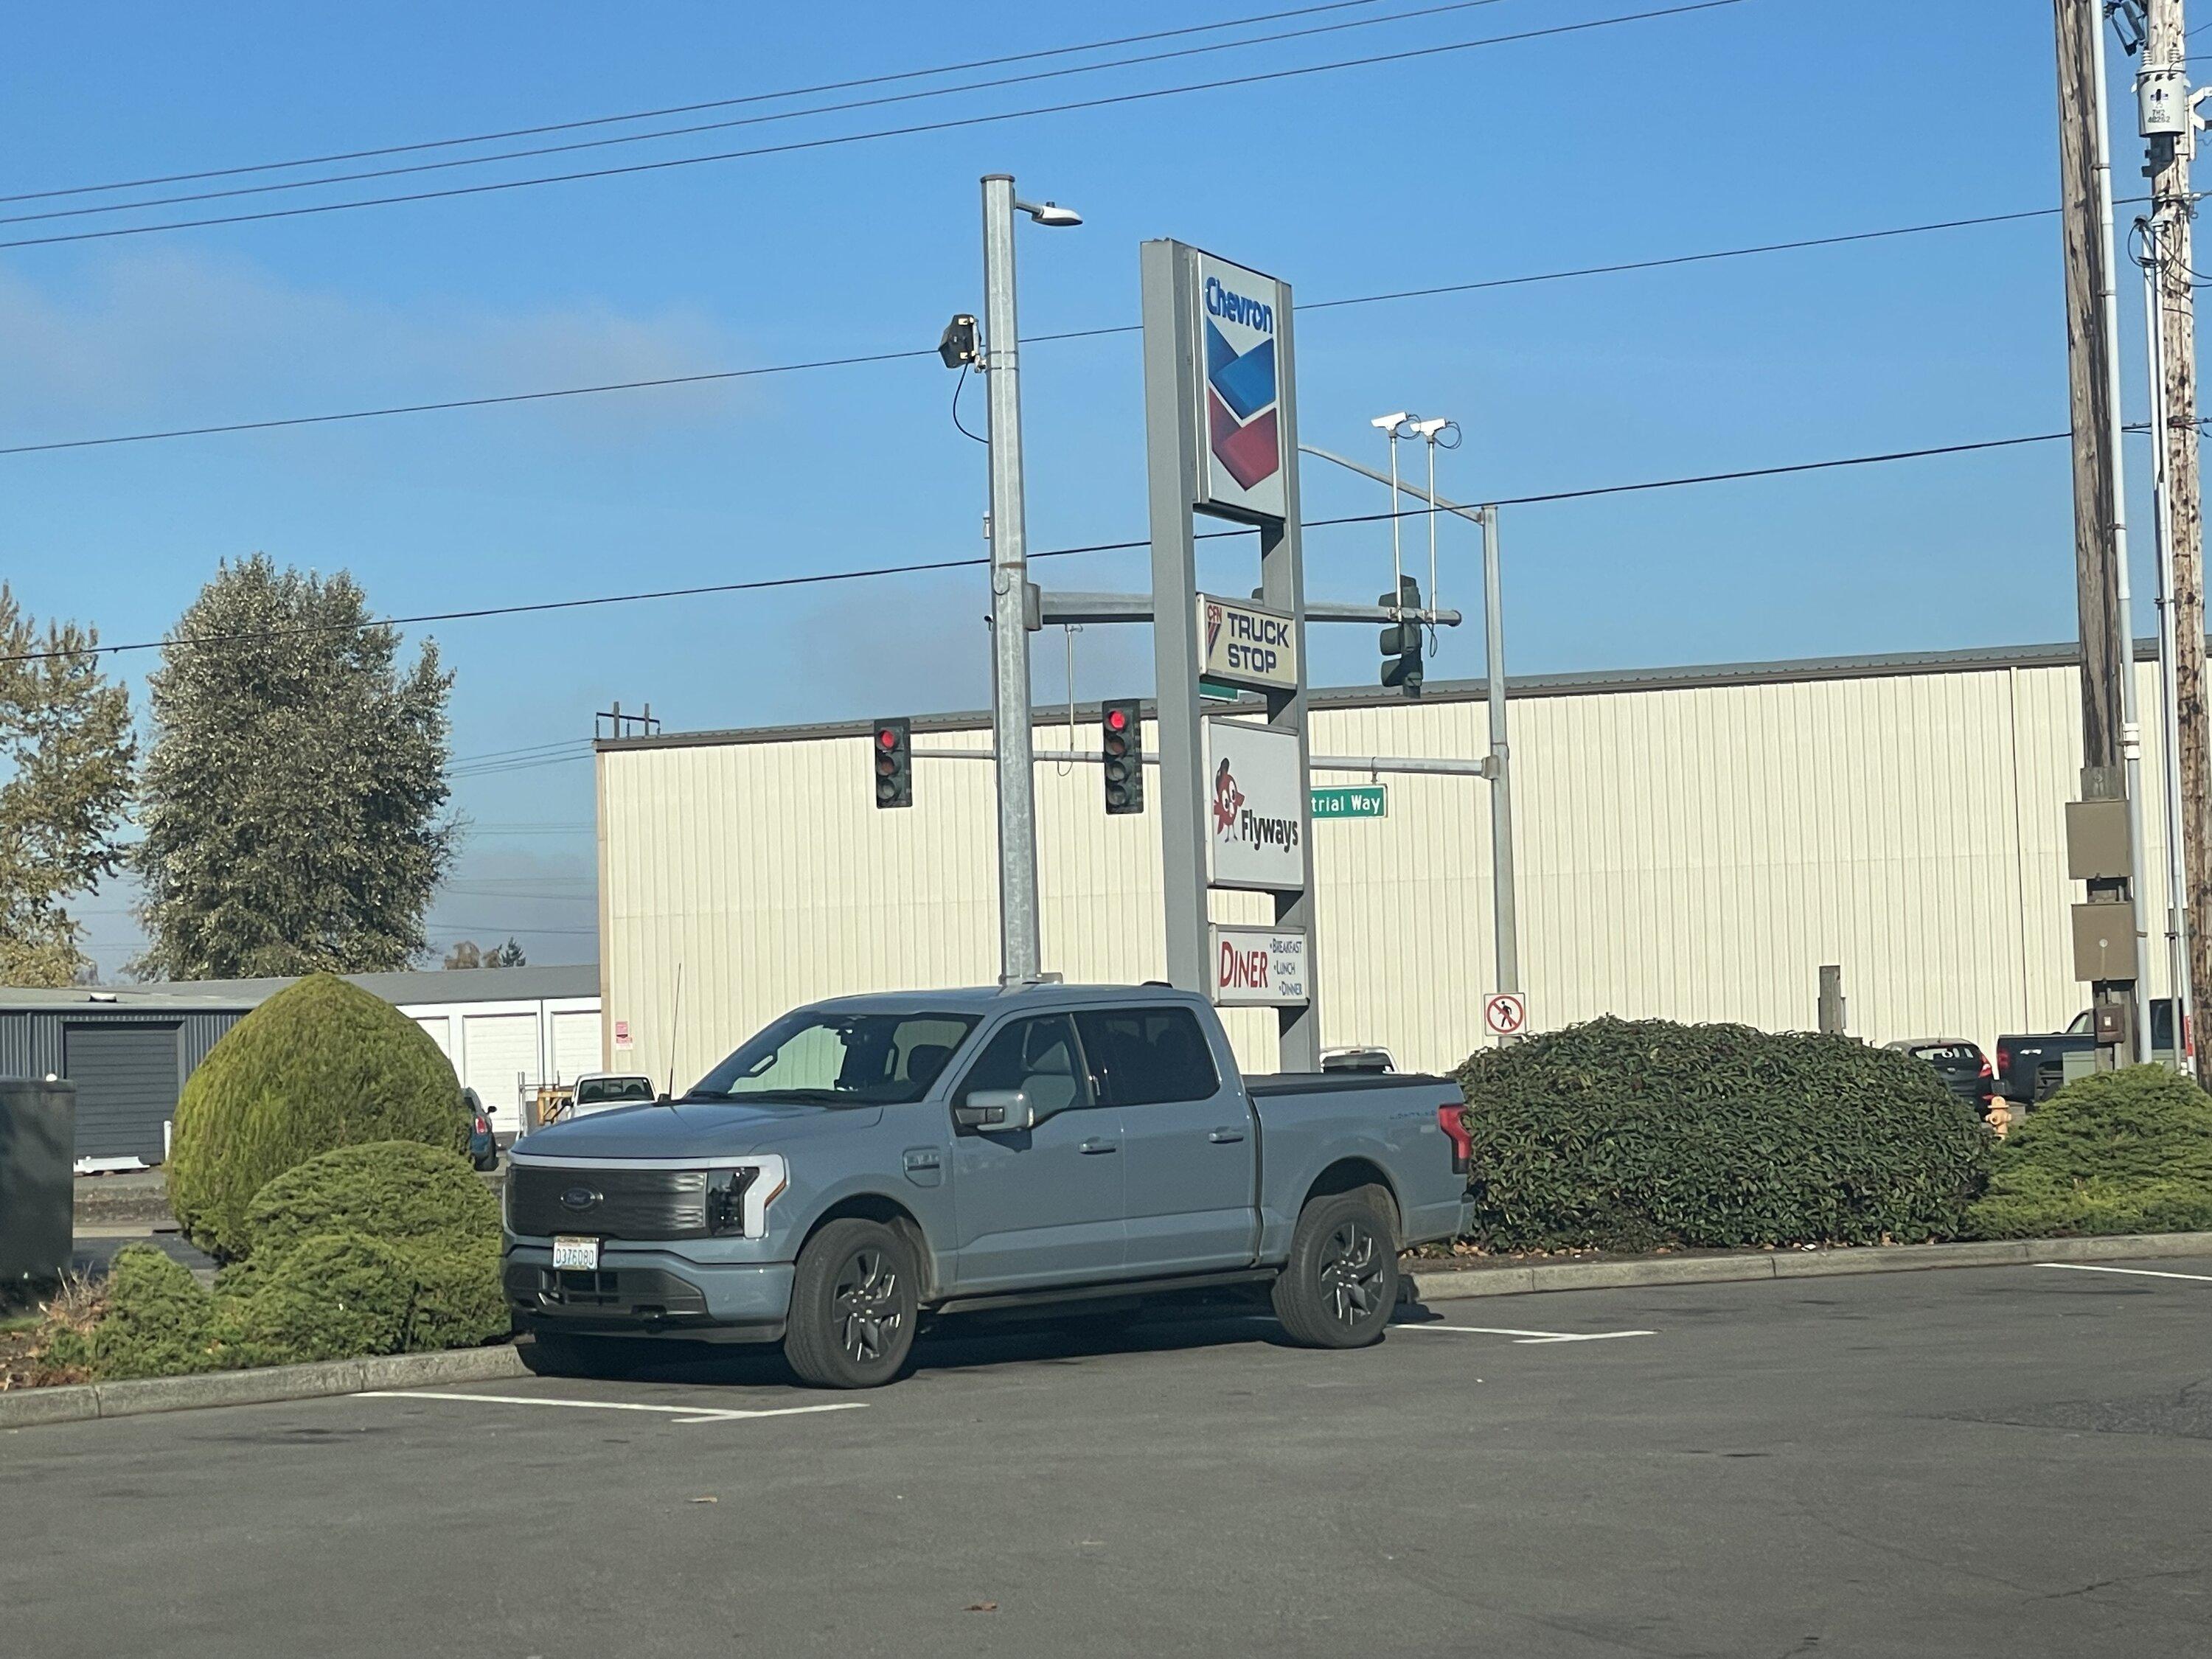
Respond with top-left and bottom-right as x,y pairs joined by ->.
1310,785 -> 1387,819
1209,925 -> 1309,1006
1197,593 -> 1298,692
1203,718 -> 1307,891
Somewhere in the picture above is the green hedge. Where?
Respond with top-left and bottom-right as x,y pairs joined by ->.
167,973 -> 467,1258
52,1141 -> 507,1381
1970,1065 -> 2212,1238
1452,1018 -> 1992,1251
245,1139 -> 498,1260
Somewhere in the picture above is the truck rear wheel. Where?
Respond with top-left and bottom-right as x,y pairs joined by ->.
1271,1189 -> 1398,1349
784,1218 -> 919,1388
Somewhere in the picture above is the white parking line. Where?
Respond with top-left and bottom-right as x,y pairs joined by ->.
355,1390 -> 869,1426
1394,1324 -> 1655,1344
2034,1262 -> 2212,1284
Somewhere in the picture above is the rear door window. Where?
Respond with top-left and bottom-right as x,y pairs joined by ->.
1074,1007 -> 1220,1107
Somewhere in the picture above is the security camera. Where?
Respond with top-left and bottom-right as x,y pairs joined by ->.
939,313 -> 978,369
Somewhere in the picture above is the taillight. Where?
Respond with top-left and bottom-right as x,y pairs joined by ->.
1436,1104 -> 1473,1175
1994,1044 -> 2011,1072
474,1114 -> 490,1134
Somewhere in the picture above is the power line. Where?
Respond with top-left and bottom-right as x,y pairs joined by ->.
0,205 -> 2051,459
0,0 -> 1513,229
1,0 -> 1392,206
0,425 -> 2079,667
0,1 -> 1747,252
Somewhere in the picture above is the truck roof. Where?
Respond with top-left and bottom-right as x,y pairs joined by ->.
807,982 -> 1207,1017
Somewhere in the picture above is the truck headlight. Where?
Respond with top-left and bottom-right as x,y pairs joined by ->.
706,1166 -> 760,1236
703,1157 -> 787,1237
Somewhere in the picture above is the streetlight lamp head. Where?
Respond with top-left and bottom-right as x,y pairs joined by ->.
1020,200 -> 1082,228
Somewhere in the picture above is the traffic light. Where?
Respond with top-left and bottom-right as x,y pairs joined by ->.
1101,699 -> 1144,815
1379,575 -> 1425,698
872,718 -> 912,809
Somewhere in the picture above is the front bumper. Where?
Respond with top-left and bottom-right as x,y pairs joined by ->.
504,1242 -> 795,1343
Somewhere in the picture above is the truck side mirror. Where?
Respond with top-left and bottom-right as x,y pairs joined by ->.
953,1088 -> 1035,1134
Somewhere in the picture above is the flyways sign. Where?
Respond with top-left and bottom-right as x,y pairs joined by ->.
1203,717 -> 1306,892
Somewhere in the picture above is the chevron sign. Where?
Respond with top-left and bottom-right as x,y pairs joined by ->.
1194,256 -> 1287,520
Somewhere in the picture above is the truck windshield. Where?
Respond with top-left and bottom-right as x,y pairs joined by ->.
687,1011 -> 979,1106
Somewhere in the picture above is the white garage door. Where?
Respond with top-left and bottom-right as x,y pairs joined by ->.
415,1015 -> 453,1058
462,1012 -> 540,1134
552,1009 -> 602,1082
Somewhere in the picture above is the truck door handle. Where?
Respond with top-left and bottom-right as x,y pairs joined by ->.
1078,1138 -> 1119,1155
1207,1127 -> 1246,1144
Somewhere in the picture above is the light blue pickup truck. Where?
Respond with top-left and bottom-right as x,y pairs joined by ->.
504,983 -> 1472,1387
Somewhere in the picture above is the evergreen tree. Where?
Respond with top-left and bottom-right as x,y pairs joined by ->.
441,937 -> 528,970
0,587 -> 134,985
133,556 -> 455,978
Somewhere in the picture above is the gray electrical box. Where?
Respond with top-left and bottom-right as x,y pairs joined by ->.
2066,799 -> 2134,882
2071,900 -> 2138,983
0,1079 -> 74,1296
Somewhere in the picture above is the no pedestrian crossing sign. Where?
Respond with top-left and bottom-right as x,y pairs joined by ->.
1483,992 -> 1526,1038
1310,785 -> 1386,820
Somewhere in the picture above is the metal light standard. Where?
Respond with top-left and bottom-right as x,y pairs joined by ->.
978,174 -> 1079,984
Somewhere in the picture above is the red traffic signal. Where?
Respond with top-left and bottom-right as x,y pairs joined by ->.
872,717 -> 912,809
1101,699 -> 1143,816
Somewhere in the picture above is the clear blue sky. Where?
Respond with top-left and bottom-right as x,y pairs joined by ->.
0,1 -> 2157,970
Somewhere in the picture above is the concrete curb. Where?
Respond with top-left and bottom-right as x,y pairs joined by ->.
0,1343 -> 526,1433
1408,1231 -> 2212,1302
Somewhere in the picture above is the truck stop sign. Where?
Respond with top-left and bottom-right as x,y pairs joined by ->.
1197,593 -> 1298,692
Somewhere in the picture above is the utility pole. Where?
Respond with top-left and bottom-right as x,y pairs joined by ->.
977,175 -> 1079,983
2139,0 -> 2212,1042
2055,0 -> 2148,1062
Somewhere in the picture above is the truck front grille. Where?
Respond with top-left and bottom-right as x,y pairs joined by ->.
508,1165 -> 710,1239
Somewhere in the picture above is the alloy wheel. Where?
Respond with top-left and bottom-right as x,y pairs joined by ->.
1317,1216 -> 1382,1326
832,1246 -> 903,1363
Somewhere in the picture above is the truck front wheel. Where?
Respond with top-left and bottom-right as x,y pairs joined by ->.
784,1218 -> 919,1388
1272,1189 -> 1398,1349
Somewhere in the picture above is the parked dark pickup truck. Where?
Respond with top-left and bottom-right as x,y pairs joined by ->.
1994,1000 -> 2180,1103
504,984 -> 1472,1388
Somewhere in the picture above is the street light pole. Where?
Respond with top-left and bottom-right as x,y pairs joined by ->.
978,173 -> 1078,984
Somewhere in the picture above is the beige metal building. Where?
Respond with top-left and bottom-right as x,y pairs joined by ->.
594,641 -> 2177,1088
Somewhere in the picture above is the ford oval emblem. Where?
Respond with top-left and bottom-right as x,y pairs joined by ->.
559,1185 -> 602,1211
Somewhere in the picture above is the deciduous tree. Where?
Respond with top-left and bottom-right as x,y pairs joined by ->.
133,556 -> 455,978
0,588 -> 134,986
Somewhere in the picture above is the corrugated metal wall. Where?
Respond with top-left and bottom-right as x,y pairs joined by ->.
598,654 -> 2176,1087
0,1009 -> 241,1084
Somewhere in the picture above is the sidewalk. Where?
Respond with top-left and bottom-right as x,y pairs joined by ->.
1405,1231 -> 2212,1301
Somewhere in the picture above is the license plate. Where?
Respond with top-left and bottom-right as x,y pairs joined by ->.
552,1235 -> 600,1271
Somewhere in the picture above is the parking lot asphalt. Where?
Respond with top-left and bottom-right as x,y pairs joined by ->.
4,1259 -> 2206,1659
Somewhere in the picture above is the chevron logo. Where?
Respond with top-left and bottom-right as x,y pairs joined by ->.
1206,318 -> 1281,491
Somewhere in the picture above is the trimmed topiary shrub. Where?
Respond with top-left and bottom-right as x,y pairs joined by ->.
245,1140 -> 498,1261
228,1234 -> 416,1363
49,1141 -> 509,1382
167,973 -> 467,1258
1969,1065 -> 2212,1239
1453,1018 -> 1992,1251
86,1245 -> 236,1380
396,1235 -> 509,1352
